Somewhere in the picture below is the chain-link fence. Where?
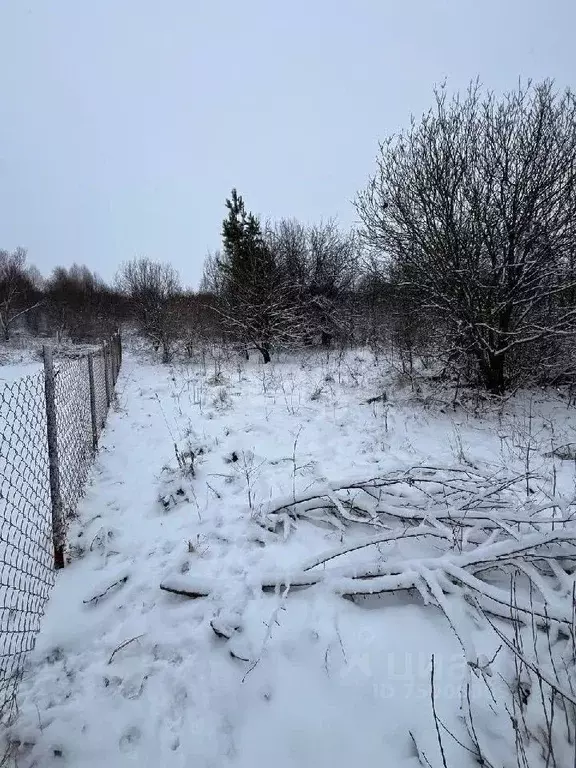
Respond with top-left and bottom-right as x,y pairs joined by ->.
0,332 -> 122,724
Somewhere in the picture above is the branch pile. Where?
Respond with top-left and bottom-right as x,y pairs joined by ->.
161,466 -> 576,632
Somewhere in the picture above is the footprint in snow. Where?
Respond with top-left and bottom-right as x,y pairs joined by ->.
119,726 -> 141,753
158,684 -> 188,753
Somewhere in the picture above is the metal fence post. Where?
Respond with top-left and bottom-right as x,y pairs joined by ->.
87,353 -> 99,452
43,346 -> 65,570
103,341 -> 112,407
109,338 -> 115,386
112,334 -> 118,384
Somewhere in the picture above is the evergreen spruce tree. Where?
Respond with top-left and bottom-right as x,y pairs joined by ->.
217,189 -> 302,362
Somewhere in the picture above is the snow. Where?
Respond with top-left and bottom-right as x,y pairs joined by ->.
4,349 -> 576,766
0,361 -> 42,384
0,338 -> 105,384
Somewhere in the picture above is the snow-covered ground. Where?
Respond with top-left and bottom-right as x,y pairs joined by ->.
0,337 -> 105,383
0,352 -> 42,383
5,349 -> 576,767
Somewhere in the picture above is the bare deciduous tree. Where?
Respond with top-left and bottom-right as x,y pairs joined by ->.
306,220 -> 359,347
117,258 -> 182,362
199,251 -> 225,296
266,218 -> 359,347
357,80 -> 576,393
46,264 -> 121,341
0,248 -> 42,341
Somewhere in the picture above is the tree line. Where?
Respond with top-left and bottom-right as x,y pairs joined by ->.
2,80 -> 576,394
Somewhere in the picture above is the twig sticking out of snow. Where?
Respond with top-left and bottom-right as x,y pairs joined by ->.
83,576 -> 128,606
481,609 -> 576,707
108,634 -> 145,665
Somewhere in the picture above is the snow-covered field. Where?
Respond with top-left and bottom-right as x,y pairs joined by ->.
0,338 -> 106,384
0,354 -> 42,384
4,349 -> 576,767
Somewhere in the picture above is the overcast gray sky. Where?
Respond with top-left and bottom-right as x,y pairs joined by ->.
0,1 -> 574,288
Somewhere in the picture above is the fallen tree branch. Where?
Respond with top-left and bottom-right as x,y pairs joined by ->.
160,468 -> 576,643
83,575 -> 128,605
160,580 -> 210,599
108,634 -> 145,665
260,466 -> 565,537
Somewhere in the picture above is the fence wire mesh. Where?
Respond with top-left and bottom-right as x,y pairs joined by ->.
55,357 -> 94,519
0,332 -> 121,724
92,352 -> 109,441
0,372 -> 52,725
